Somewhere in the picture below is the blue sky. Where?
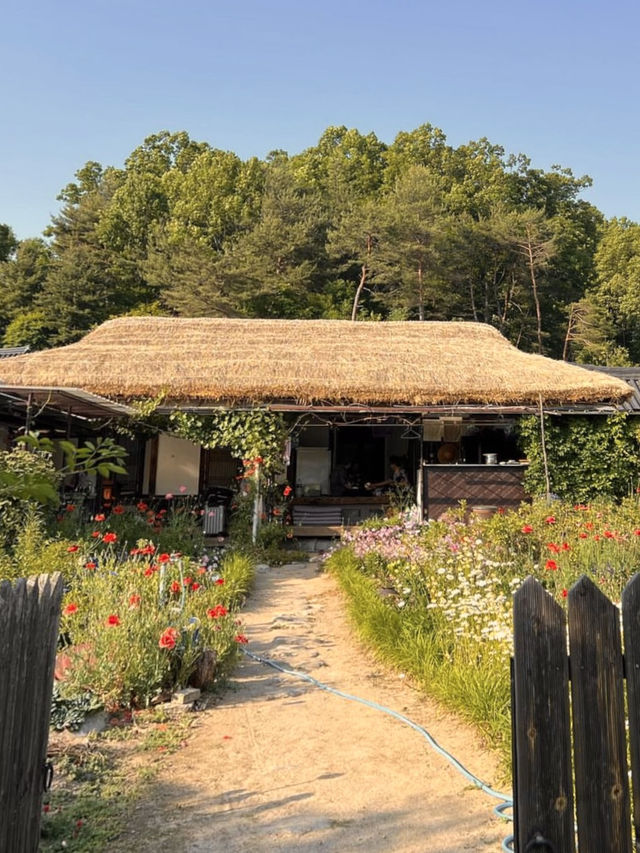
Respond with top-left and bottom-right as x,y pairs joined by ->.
2,0 -> 639,239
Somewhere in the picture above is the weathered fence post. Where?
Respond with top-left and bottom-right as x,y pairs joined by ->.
0,573 -> 63,852
513,574 -> 640,852
513,576 -> 575,852
568,576 -> 631,853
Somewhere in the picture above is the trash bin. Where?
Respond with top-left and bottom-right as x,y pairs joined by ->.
202,488 -> 232,535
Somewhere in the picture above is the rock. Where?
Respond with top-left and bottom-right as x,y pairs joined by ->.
172,687 -> 201,705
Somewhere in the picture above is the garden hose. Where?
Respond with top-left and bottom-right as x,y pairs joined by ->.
242,647 -> 515,852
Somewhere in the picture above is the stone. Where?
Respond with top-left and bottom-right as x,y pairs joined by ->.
172,687 -> 201,705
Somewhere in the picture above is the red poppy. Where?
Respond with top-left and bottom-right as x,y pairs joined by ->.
157,553 -> 171,563
66,504 -> 76,513
545,559 -> 558,571
634,530 -> 640,536
594,535 -> 601,541
234,634 -> 249,644
272,508 -> 282,516
197,567 -> 207,575
283,485 -> 292,497
547,543 -> 560,554
254,456 -> 263,464
106,614 -> 121,626
63,603 -> 78,615
129,594 -> 141,608
214,578 -> 225,586
191,582 -> 201,591
561,542 -> 571,551
579,532 -> 588,539
91,531 -> 101,538
170,580 -> 180,594
102,532 -> 117,544
562,589 -> 568,598
67,545 -> 80,553
521,524 -> 533,534
85,562 -> 97,570
585,521 -> 594,530
113,505 -> 125,515
159,627 -> 179,649
545,516 -> 556,525
94,514 -> 106,522
207,605 -> 228,619
183,577 -> 192,587
144,567 -> 154,577
137,501 -> 149,512
604,530 -> 615,539
142,544 -> 156,555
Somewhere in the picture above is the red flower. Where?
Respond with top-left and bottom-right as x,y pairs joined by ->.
545,559 -> 558,571
579,532 -> 588,539
67,544 -> 80,553
183,577 -> 193,587
234,634 -> 249,644
142,544 -> 156,555
102,532 -> 117,544
197,567 -> 207,575
159,627 -> 179,649
545,516 -> 556,525
214,578 -> 225,586
106,614 -> 121,626
594,535 -> 601,541
43,804 -> 50,813
113,505 -> 125,515
129,594 -> 141,608
562,589 -> 568,598
63,603 -> 78,615
254,456 -> 263,464
157,553 -> 171,563
272,508 -> 282,517
547,542 -> 560,554
604,530 -> 615,539
634,530 -> 640,536
561,542 -> 571,551
94,513 -> 106,522
137,501 -> 149,512
144,567 -> 154,577
170,580 -> 180,594
207,605 -> 228,619
85,561 -> 97,570
585,521 -> 594,530
190,582 -> 200,591
91,531 -> 101,539
521,524 -> 533,534
66,504 -> 76,513
283,485 -> 292,497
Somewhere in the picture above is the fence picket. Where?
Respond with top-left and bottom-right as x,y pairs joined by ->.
513,576 -> 574,852
622,573 -> 640,849
0,573 -> 63,853
568,575 -> 631,853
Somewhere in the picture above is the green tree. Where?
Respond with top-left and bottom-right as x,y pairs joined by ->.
0,238 -> 52,337
0,224 -> 17,261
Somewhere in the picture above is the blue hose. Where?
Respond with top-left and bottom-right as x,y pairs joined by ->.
242,647 -> 515,851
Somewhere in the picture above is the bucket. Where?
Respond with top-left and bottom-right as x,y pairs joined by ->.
483,453 -> 498,465
471,505 -> 498,520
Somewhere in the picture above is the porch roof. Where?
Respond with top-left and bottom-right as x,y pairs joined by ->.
0,317 -> 631,410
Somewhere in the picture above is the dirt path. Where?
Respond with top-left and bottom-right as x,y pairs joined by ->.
117,560 -> 509,853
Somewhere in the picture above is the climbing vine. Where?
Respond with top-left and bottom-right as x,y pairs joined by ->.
169,409 -> 288,476
517,413 -> 640,502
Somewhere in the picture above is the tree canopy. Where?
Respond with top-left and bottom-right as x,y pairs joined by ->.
2,123 -> 638,364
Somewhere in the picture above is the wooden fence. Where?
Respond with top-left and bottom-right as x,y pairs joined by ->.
512,574 -> 640,853
0,573 -> 63,853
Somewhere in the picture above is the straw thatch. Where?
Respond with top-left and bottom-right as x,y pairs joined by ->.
0,317 -> 632,408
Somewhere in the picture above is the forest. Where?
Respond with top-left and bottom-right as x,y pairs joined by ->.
1,123 -> 639,363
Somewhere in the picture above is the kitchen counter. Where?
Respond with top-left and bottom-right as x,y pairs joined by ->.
423,463 -> 528,517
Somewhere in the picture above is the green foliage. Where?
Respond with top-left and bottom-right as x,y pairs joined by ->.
57,548 -> 254,709
170,409 -> 287,475
18,432 -> 128,479
0,449 -> 61,548
517,413 -> 640,502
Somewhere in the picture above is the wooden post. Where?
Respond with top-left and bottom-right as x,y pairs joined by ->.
513,577 -> 575,852
0,573 -> 63,853
568,576 -> 632,853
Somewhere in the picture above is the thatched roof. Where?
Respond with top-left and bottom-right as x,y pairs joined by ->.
0,317 -> 632,408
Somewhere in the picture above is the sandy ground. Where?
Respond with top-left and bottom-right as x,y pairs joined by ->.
116,560 -> 509,853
